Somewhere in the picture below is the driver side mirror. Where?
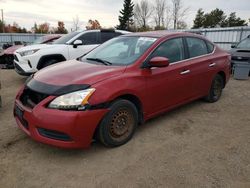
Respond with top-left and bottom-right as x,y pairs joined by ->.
231,44 -> 236,48
73,40 -> 83,48
147,57 -> 170,68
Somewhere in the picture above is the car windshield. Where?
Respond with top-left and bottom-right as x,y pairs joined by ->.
237,38 -> 250,49
33,36 -> 45,44
53,32 -> 80,44
81,36 -> 157,66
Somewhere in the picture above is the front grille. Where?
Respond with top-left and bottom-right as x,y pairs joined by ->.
232,56 -> 250,62
37,128 -> 72,141
14,105 -> 29,130
5,54 -> 14,63
20,87 -> 49,108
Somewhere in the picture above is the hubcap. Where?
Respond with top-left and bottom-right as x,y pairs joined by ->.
109,109 -> 134,142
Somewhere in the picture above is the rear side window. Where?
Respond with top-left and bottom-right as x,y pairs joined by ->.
78,32 -> 98,45
186,37 -> 208,58
206,41 -> 214,53
100,32 -> 121,43
149,38 -> 185,63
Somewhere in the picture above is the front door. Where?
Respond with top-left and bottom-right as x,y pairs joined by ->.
144,38 -> 194,115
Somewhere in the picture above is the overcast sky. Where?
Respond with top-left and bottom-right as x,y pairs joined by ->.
0,0 -> 249,31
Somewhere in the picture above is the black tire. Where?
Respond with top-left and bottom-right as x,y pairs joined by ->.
40,59 -> 59,69
97,99 -> 138,147
205,74 -> 224,103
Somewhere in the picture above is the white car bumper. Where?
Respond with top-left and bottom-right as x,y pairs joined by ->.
13,53 -> 38,75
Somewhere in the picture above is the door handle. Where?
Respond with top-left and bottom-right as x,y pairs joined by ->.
180,70 -> 190,75
209,63 -> 216,67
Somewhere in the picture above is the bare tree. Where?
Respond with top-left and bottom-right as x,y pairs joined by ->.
153,0 -> 166,28
72,15 -> 80,31
171,0 -> 188,29
177,20 -> 187,29
165,5 -> 172,29
134,0 -> 152,28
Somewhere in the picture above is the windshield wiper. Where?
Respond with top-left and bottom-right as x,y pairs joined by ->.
86,58 -> 112,65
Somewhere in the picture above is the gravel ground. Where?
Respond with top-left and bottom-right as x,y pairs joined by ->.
0,70 -> 250,188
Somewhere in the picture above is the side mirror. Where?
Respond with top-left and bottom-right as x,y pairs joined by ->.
148,57 -> 170,68
73,40 -> 83,48
231,44 -> 236,48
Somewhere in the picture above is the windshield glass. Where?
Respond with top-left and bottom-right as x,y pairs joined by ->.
237,38 -> 250,49
82,36 -> 157,66
53,32 -> 80,44
33,36 -> 45,44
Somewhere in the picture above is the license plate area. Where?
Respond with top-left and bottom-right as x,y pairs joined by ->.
14,104 -> 29,130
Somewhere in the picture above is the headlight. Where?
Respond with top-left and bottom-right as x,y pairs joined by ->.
48,88 -> 95,110
19,49 -> 40,56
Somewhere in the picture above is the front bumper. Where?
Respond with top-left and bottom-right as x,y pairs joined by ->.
14,96 -> 108,149
14,62 -> 33,76
13,53 -> 37,75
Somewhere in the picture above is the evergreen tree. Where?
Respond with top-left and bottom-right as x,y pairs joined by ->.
192,8 -> 205,29
117,0 -> 134,31
203,8 -> 226,28
224,12 -> 247,27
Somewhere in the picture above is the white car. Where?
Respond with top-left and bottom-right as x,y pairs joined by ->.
14,29 -> 130,75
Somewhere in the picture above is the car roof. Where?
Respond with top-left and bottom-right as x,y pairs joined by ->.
124,30 -> 205,39
76,29 -> 131,34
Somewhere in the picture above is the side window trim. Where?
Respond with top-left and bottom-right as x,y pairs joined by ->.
142,36 -> 216,68
145,37 -> 185,64
205,40 -> 215,53
182,37 -> 189,60
185,36 -> 216,58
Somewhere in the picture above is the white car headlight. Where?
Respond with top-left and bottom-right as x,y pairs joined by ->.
48,88 -> 95,110
19,49 -> 40,56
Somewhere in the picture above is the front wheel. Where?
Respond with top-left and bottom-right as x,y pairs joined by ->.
204,74 -> 224,103
97,100 -> 138,147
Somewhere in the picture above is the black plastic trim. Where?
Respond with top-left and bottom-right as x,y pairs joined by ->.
37,128 -> 72,141
14,63 -> 33,76
37,54 -> 66,70
26,78 -> 90,96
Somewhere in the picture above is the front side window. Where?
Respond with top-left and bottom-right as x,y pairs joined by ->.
78,32 -> 98,45
149,38 -> 185,63
81,36 -> 157,66
186,37 -> 208,58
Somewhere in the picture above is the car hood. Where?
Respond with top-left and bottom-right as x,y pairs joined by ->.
4,45 -> 24,55
229,48 -> 250,58
33,60 -> 126,86
16,44 -> 64,53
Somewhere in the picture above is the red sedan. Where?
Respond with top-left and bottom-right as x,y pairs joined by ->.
14,31 -> 230,149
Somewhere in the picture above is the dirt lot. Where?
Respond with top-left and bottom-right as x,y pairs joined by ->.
0,70 -> 250,188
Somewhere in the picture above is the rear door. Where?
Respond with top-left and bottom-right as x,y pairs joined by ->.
185,37 -> 216,96
68,32 -> 99,59
145,37 -> 194,115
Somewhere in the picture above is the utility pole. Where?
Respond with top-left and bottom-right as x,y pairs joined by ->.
1,9 -> 4,33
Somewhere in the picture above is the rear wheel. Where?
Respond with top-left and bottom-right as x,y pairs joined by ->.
205,74 -> 224,103
97,100 -> 138,147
